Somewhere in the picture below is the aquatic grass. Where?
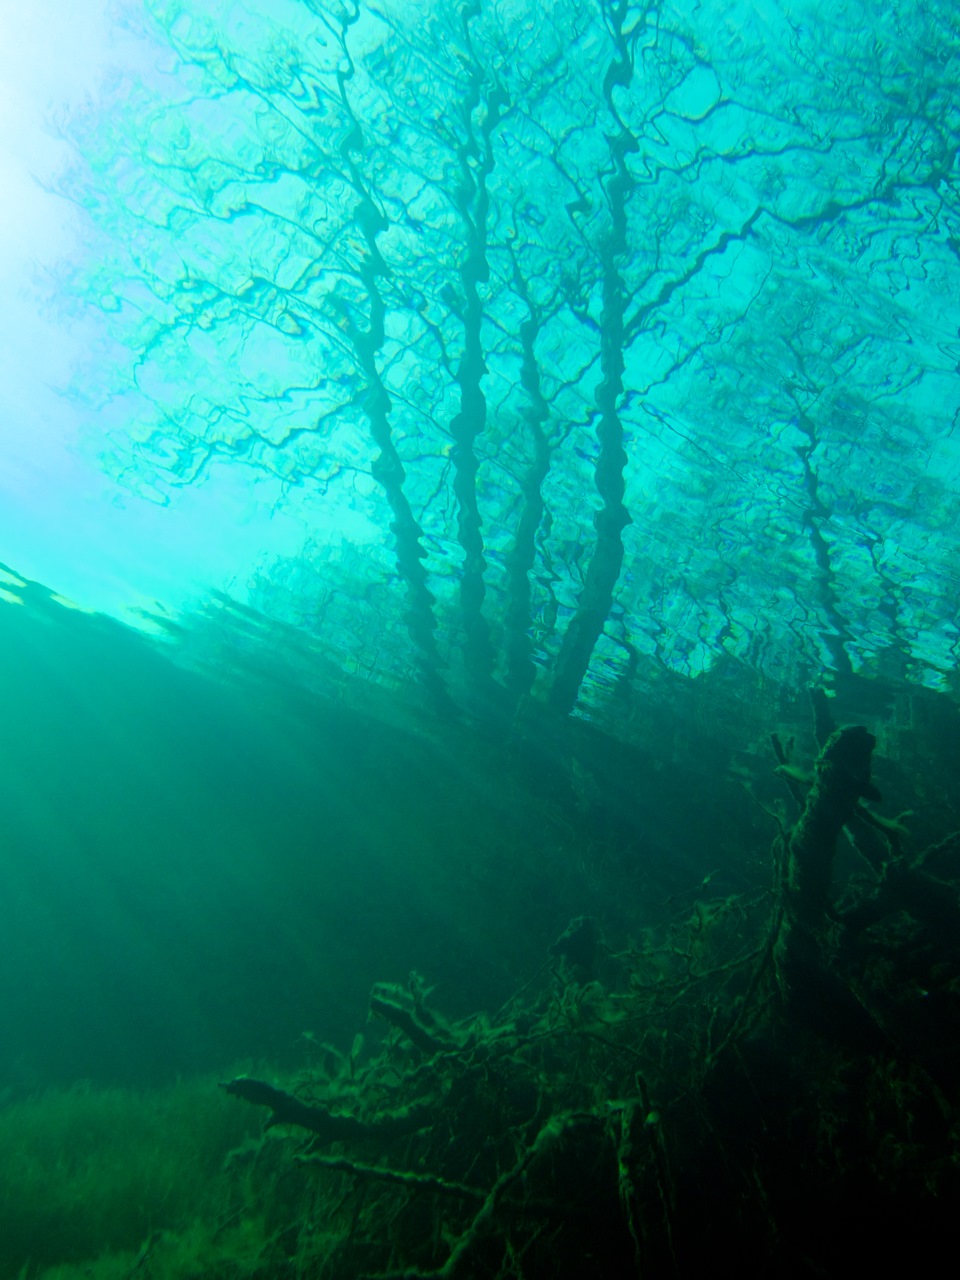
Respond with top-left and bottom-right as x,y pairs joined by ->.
0,1076 -> 260,1277
32,1213 -> 277,1280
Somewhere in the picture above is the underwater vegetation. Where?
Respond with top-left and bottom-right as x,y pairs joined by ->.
0,1077 -> 259,1278
205,695 -> 960,1278
6,685 -> 957,1279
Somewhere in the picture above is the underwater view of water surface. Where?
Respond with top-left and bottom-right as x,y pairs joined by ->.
1,0 -> 959,1275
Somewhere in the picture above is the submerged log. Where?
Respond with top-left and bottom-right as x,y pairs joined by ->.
783,725 -> 879,929
775,726 -> 886,1050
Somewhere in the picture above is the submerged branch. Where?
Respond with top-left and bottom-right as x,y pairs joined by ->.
220,1077 -> 431,1145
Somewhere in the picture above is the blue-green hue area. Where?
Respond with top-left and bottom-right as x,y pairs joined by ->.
3,4 -> 960,1277
59,0 -> 960,725
0,573 -> 597,1090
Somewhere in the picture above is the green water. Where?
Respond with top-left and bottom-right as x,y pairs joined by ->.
2,0 -> 959,1275
3,571 -> 959,1277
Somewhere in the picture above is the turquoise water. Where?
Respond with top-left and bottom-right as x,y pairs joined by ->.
2,1 -> 959,1276
42,0 -> 960,716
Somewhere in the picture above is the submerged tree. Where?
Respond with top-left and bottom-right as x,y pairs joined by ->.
194,692 -> 959,1278
63,0 -> 960,719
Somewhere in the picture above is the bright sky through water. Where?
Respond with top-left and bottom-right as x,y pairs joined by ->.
0,0 -> 302,624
